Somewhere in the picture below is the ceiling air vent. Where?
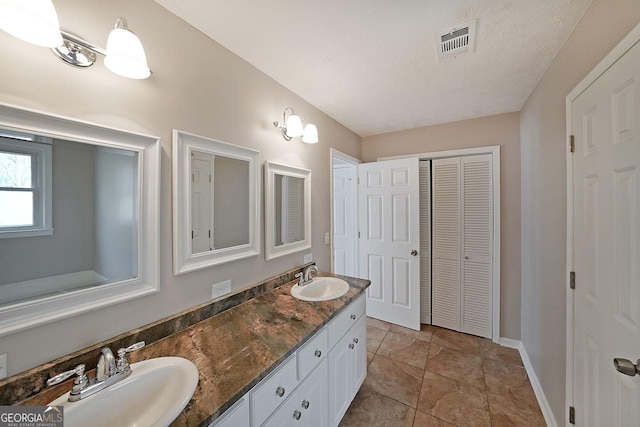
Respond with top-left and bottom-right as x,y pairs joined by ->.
436,19 -> 477,62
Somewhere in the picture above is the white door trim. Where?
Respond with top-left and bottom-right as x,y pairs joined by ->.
330,148 -> 361,275
379,146 -> 500,343
565,22 -> 640,426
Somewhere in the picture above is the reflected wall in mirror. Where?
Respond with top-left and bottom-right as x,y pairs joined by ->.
265,161 -> 311,260
173,130 -> 260,274
0,103 -> 160,336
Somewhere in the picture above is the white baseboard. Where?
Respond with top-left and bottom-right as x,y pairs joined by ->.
518,341 -> 558,427
499,337 -> 520,349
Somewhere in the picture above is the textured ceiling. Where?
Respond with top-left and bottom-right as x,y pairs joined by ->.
156,0 -> 592,137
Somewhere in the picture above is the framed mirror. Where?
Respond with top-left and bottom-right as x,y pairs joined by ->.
265,161 -> 311,260
0,103 -> 160,336
172,130 -> 260,274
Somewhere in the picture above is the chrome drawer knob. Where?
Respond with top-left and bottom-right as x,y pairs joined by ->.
302,400 -> 310,409
276,386 -> 286,397
353,337 -> 359,344
350,314 -> 356,320
349,343 -> 355,349
314,349 -> 322,358
293,410 -> 302,420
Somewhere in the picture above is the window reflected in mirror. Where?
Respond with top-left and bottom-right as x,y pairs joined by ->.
0,134 -> 139,307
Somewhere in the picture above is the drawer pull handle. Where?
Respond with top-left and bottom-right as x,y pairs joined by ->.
314,349 -> 322,358
293,410 -> 302,420
302,400 -> 310,409
349,343 -> 355,349
350,314 -> 356,320
353,338 -> 359,344
276,386 -> 286,397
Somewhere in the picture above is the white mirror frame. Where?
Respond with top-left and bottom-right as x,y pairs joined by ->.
172,130 -> 261,274
0,103 -> 160,337
265,161 -> 311,260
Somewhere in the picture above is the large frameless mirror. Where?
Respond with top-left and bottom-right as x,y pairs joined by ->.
264,161 -> 311,260
172,130 -> 260,274
0,103 -> 160,336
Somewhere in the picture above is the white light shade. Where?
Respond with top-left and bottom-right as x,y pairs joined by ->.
0,0 -> 62,47
104,27 -> 150,79
285,114 -> 304,137
302,124 -> 319,144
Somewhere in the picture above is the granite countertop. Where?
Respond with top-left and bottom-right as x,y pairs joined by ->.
17,274 -> 369,426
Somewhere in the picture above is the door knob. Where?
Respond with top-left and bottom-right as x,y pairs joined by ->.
614,358 -> 640,376
411,249 -> 418,256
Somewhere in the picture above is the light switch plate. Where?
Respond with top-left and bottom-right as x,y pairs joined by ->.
324,232 -> 330,245
212,280 -> 232,299
0,353 -> 7,380
303,253 -> 313,264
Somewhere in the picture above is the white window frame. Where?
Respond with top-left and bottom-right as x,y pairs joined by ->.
0,135 -> 53,239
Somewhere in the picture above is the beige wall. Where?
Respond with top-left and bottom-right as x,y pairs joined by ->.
0,0 -> 361,375
362,112 -> 522,340
520,0 -> 640,423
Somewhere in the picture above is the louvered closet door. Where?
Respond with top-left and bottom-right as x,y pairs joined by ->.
461,154 -> 493,338
432,155 -> 493,338
432,158 -> 461,330
419,161 -> 431,324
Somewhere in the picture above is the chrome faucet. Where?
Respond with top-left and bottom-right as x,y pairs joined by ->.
294,265 -> 319,286
47,341 -> 145,402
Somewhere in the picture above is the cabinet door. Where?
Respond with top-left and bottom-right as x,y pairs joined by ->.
209,397 -> 249,427
328,331 -> 352,426
297,359 -> 328,427
263,394 -> 297,427
351,315 -> 367,393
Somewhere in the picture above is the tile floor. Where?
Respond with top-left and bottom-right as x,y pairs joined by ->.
339,318 -> 546,427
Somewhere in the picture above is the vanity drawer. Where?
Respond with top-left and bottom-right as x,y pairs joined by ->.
250,354 -> 298,426
328,294 -> 366,349
297,327 -> 327,380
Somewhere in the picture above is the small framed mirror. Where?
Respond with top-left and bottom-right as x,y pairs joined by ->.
265,161 -> 311,260
172,130 -> 260,274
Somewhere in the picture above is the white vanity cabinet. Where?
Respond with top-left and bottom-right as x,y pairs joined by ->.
210,293 -> 366,427
327,294 -> 367,427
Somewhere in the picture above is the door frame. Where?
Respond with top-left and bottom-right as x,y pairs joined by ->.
330,148 -> 361,275
565,22 -> 640,426
379,145 -> 501,343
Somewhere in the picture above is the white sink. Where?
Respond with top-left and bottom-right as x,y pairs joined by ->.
49,357 -> 199,427
291,277 -> 350,301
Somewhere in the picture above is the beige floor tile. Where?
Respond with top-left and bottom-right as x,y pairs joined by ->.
364,355 -> 424,408
487,390 -> 546,427
388,324 -> 434,342
418,370 -> 491,427
367,325 -> 387,353
340,386 -> 415,427
367,351 -> 375,366
430,326 -> 482,354
377,332 -> 430,369
367,317 -> 392,331
483,358 -> 536,402
479,338 -> 523,367
426,344 -> 485,390
413,410 -> 455,426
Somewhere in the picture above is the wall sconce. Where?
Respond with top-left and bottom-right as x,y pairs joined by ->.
273,107 -> 319,144
0,1 -> 151,79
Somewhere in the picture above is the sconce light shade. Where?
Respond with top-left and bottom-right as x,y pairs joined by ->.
285,114 -> 304,138
302,124 -> 319,144
104,18 -> 150,79
0,0 -> 62,47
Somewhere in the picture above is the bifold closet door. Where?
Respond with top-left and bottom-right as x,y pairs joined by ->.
432,154 -> 493,339
419,161 -> 431,324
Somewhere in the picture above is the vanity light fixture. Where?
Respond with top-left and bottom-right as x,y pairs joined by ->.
0,1 -> 151,79
273,107 -> 319,144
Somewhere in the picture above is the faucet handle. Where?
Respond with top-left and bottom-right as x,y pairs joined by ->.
47,364 -> 87,387
116,341 -> 145,372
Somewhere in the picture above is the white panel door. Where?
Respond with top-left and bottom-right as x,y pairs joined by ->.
461,154 -> 493,338
358,157 -> 420,330
333,165 -> 357,276
191,152 -> 213,253
432,157 -> 462,331
571,34 -> 640,426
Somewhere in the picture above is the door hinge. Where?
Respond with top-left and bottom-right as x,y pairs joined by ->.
569,406 -> 575,424
569,135 -> 575,153
570,271 -> 576,289
358,231 -> 361,238
357,177 -> 360,185
209,230 -> 211,238
191,230 -> 194,239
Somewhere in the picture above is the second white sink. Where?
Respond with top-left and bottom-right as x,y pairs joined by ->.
48,356 -> 198,427
291,277 -> 350,301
